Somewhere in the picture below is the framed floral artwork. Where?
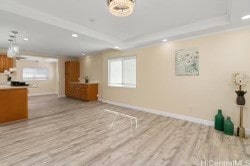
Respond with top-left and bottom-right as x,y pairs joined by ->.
175,48 -> 199,76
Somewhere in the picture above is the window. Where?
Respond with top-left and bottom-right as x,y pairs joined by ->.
108,56 -> 136,88
23,68 -> 49,81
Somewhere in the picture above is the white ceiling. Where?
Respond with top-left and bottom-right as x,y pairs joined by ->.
0,10 -> 110,56
0,0 -> 250,57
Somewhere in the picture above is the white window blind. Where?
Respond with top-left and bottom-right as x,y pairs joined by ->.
108,56 -> 136,88
23,68 -> 49,81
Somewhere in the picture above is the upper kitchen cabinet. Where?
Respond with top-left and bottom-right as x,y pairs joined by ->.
0,54 -> 14,73
65,61 -> 80,96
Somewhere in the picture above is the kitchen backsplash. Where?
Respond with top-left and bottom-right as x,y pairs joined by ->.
0,74 -> 6,83
0,73 -> 17,83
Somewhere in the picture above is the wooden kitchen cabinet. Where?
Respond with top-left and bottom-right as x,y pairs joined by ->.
0,88 -> 28,124
65,61 -> 98,101
69,83 -> 98,101
0,54 -> 14,73
65,61 -> 80,96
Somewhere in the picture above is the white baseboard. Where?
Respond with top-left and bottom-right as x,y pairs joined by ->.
58,95 -> 66,98
28,92 -> 58,97
99,98 -> 250,135
99,99 -> 213,126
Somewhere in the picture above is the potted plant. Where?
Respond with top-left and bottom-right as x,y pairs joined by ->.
232,73 -> 249,138
232,73 -> 249,105
84,76 -> 89,83
4,68 -> 17,83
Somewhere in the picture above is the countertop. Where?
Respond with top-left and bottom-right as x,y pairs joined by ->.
70,82 -> 99,85
0,85 -> 37,90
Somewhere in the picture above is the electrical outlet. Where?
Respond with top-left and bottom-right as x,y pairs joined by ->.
188,106 -> 192,112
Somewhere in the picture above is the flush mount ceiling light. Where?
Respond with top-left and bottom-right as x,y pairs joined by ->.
107,0 -> 136,17
23,37 -> 28,41
241,15 -> 250,20
162,39 -> 168,42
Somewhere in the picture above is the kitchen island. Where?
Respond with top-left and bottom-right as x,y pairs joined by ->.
0,86 -> 28,124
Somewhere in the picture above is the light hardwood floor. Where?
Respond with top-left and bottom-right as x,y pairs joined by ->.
0,95 -> 249,166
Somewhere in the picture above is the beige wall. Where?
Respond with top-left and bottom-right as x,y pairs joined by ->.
57,58 -> 66,97
81,28 -> 250,129
79,54 -> 103,96
15,60 -> 58,95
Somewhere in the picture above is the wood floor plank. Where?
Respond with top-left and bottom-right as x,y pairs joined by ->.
0,95 -> 249,166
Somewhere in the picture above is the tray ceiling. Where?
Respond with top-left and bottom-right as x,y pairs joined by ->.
0,0 -> 249,57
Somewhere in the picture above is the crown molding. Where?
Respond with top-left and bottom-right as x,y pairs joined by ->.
1,0 -> 248,55
122,24 -> 250,54
0,0 -> 121,45
122,15 -> 230,49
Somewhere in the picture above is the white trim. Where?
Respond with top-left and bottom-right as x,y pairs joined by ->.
0,0 -> 236,53
99,98 -> 250,135
0,0 -> 120,45
123,25 -> 250,53
58,95 -> 66,98
108,84 -> 136,88
124,15 -> 229,46
28,92 -> 58,97
99,98 -> 213,126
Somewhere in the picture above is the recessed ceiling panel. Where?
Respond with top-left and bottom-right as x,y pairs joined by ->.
9,0 -> 230,40
0,10 -> 109,56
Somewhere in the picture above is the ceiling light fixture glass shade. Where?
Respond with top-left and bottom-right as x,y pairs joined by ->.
12,45 -> 19,54
107,0 -> 135,17
7,45 -> 19,58
7,31 -> 20,58
7,47 -> 14,58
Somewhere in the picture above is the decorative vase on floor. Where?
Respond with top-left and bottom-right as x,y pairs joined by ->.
232,73 -> 249,139
215,109 -> 224,131
224,117 -> 234,136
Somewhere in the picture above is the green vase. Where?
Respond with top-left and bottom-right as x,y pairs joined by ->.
224,117 -> 234,136
215,109 -> 224,131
